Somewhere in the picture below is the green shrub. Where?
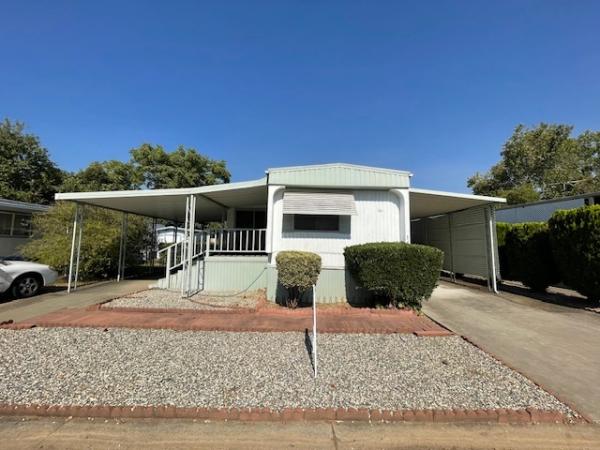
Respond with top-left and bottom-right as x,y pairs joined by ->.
496,222 -> 513,280
21,202 -> 151,280
504,222 -> 558,291
344,242 -> 443,310
275,251 -> 321,308
549,205 -> 600,301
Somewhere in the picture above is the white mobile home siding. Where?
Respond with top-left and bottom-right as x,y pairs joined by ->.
271,189 -> 404,267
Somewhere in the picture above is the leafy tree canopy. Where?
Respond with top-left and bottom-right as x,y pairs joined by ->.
61,144 -> 231,193
0,119 -> 63,204
60,160 -> 141,192
468,123 -> 600,204
130,143 -> 230,189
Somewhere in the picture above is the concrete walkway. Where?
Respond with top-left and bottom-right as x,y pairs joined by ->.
0,279 -> 151,324
424,281 -> 600,423
2,417 -> 599,449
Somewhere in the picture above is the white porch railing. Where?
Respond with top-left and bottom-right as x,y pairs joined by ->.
205,228 -> 266,254
157,228 -> 267,289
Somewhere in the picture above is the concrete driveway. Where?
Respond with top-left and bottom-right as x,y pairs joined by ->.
0,279 -> 151,324
424,280 -> 600,423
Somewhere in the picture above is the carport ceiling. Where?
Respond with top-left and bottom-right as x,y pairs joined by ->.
409,188 -> 506,219
55,179 -> 268,223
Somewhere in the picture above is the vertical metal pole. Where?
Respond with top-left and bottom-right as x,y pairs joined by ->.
117,213 -> 128,282
312,284 -> 317,378
187,195 -> 196,295
486,207 -> 498,294
73,207 -> 84,290
166,246 -> 172,290
205,229 -> 210,257
181,196 -> 190,297
67,204 -> 80,294
121,214 -> 128,281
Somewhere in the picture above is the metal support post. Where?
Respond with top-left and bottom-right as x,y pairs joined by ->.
181,196 -> 190,297
117,213 -> 128,282
312,284 -> 318,378
73,208 -> 85,290
486,206 -> 499,293
186,195 -> 196,296
67,204 -> 81,293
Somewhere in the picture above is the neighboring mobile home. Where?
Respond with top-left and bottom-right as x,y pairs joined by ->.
0,198 -> 49,258
496,191 -> 600,223
56,163 -> 506,302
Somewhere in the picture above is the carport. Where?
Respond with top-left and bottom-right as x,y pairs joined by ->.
409,188 -> 506,292
55,178 -> 269,293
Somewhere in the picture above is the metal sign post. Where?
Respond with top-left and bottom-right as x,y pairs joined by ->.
312,284 -> 317,378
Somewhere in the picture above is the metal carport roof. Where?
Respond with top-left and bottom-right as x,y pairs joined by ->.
409,188 -> 506,219
54,178 -> 268,223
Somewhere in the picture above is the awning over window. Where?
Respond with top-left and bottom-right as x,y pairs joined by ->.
283,191 -> 357,215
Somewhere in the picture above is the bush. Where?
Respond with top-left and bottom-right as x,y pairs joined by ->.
344,242 -> 443,310
275,251 -> 321,308
504,222 -> 558,291
21,202 -> 152,280
496,222 -> 513,280
549,205 -> 600,302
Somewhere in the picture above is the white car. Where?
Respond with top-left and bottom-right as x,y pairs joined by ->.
0,259 -> 58,298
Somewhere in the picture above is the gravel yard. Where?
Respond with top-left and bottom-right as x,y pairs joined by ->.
0,328 -> 575,417
103,289 -> 259,310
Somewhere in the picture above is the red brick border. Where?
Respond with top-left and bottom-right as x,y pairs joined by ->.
92,303 -> 258,315
0,404 -> 580,423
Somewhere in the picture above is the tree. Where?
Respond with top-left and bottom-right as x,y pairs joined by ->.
0,119 -> 63,204
130,143 -> 230,189
60,160 -> 141,192
58,144 -> 231,193
24,143 -> 231,280
468,123 -> 600,204
21,202 -> 151,279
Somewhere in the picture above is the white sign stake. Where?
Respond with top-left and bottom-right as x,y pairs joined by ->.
312,284 -> 317,378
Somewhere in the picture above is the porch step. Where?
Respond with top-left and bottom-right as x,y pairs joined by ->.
157,258 -> 205,291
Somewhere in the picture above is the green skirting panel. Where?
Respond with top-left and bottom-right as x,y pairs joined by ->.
203,255 -> 268,292
266,265 -> 368,305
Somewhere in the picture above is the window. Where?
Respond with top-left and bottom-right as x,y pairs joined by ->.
12,214 -> 32,236
0,212 -> 33,237
0,212 -> 12,236
294,214 -> 340,231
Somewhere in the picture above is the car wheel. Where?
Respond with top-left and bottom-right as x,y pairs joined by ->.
11,274 -> 42,298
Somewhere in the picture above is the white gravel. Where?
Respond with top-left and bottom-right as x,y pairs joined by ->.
0,328 -> 575,416
104,289 -> 259,310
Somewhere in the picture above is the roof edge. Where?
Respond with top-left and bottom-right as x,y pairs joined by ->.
0,198 -> 50,212
410,188 -> 507,203
266,163 -> 413,177
55,177 -> 267,202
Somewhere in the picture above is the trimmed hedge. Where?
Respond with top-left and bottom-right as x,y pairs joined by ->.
344,242 -> 443,310
496,222 -> 513,280
275,251 -> 321,308
504,222 -> 559,292
549,205 -> 600,301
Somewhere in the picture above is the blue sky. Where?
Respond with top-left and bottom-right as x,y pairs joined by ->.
1,0 -> 599,192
